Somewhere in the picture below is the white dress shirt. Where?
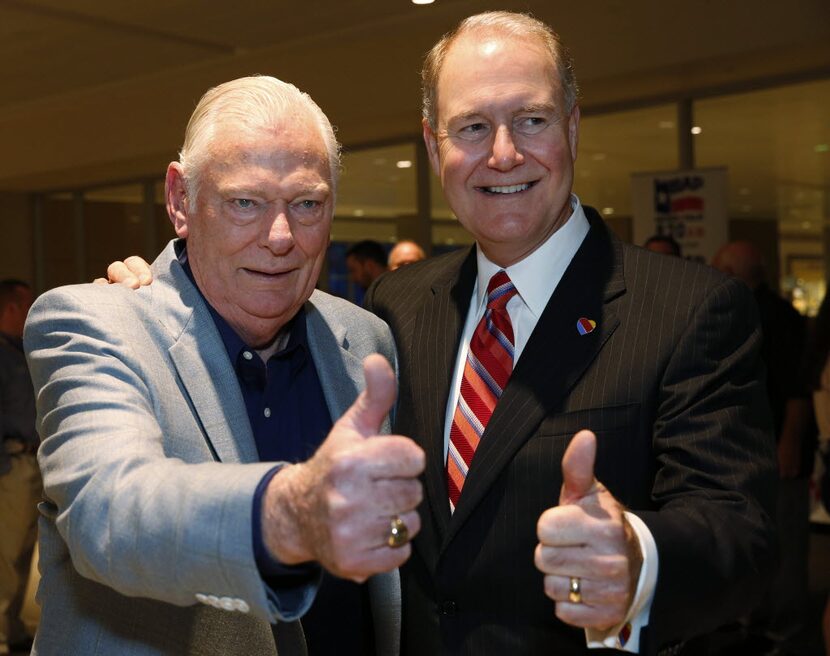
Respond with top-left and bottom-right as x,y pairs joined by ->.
442,195 -> 658,652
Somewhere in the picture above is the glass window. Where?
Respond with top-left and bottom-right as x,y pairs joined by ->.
327,144 -> 417,301
83,184 -> 149,282
336,143 -> 417,221
41,192 -> 79,289
576,104 -> 679,241
695,80 -> 830,314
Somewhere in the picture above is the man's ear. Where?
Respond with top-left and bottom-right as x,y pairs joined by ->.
166,163 -> 190,239
422,118 -> 441,176
568,105 -> 580,163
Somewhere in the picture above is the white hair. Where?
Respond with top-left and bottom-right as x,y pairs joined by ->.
177,75 -> 341,207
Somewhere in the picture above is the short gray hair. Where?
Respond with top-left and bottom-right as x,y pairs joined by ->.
178,75 -> 341,206
421,11 -> 580,129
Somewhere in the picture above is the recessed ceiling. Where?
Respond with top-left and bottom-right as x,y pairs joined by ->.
0,0 -> 828,234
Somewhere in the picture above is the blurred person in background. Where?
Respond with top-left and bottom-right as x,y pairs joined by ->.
808,287 -> 830,656
643,235 -> 681,257
0,279 -> 38,656
713,240 -> 815,654
346,240 -> 388,290
388,240 -> 426,271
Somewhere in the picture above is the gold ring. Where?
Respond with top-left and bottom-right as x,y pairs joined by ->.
568,576 -> 582,604
387,516 -> 409,548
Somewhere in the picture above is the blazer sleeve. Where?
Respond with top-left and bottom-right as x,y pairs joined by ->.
635,275 -> 777,651
24,285 -> 313,624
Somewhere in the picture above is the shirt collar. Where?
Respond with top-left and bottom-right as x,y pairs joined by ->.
474,194 -> 590,317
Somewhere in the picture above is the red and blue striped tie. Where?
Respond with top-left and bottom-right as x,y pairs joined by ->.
448,270 -> 517,511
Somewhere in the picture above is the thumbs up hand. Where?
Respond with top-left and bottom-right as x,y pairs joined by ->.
534,430 -> 643,630
261,354 -> 425,582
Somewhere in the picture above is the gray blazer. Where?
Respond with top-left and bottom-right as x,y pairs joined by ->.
24,240 -> 401,656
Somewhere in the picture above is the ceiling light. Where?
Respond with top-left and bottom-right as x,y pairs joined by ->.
412,0 -> 435,4
396,160 -> 413,168
601,207 -> 615,216
353,209 -> 365,217
658,121 -> 674,129
690,126 -> 702,135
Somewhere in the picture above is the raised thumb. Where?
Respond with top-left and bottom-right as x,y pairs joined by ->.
340,354 -> 396,437
560,429 -> 597,504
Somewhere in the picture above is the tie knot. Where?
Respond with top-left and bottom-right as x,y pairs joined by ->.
486,271 -> 517,311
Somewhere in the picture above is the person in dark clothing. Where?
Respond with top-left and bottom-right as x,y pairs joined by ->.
713,240 -> 814,653
0,279 -> 38,655
346,240 -> 388,291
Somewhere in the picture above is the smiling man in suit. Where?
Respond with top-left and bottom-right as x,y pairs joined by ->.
364,11 -> 776,655
24,76 -> 424,656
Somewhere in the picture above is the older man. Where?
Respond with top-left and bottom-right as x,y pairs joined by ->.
24,76 -> 423,656
364,11 -> 776,656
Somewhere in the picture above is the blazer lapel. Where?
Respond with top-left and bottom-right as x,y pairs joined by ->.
304,294 -> 366,427
446,218 -> 626,542
410,248 -> 477,538
153,242 -> 259,464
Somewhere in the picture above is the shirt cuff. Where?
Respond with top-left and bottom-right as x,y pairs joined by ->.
585,511 -> 659,652
252,465 -> 322,620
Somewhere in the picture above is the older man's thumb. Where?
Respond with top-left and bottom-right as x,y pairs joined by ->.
560,430 -> 598,504
342,354 -> 397,437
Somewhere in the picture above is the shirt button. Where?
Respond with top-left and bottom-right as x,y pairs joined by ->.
243,351 -> 253,361
263,407 -> 271,418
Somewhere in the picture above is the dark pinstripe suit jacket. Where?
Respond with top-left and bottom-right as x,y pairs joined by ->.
365,208 -> 777,656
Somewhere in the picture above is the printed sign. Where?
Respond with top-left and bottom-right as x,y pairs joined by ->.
631,168 -> 728,263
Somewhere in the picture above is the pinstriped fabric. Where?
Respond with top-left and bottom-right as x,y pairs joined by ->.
447,271 -> 517,510
364,210 -> 777,654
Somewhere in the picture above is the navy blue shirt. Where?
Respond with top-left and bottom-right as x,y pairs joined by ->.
179,249 -> 374,656
209,304 -> 332,465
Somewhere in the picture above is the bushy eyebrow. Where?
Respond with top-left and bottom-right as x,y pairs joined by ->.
517,102 -> 558,115
445,102 -> 559,125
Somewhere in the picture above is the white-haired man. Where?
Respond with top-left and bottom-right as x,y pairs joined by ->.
24,76 -> 424,656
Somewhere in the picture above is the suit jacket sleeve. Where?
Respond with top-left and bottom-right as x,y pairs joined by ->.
24,284 -> 308,624
636,274 -> 777,650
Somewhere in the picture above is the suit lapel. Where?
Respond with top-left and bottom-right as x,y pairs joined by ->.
446,217 -> 626,543
304,293 -> 366,427
153,242 -> 259,464
410,248 -> 477,538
